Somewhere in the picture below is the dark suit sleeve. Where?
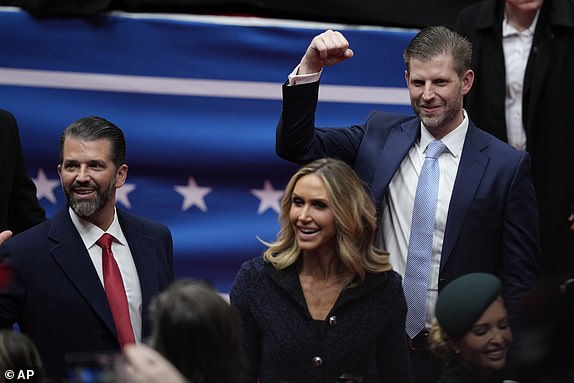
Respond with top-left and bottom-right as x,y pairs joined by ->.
501,151 -> 540,379
0,110 -> 46,233
276,81 -> 366,166
502,151 -> 540,307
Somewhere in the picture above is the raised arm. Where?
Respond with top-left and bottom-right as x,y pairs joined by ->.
276,30 -> 364,165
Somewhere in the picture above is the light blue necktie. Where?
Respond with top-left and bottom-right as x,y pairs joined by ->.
403,139 -> 447,339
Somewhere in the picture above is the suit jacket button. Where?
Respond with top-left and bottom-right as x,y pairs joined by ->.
328,315 -> 337,327
312,356 -> 323,368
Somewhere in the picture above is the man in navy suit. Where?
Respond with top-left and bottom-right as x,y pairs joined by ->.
276,27 -> 539,382
0,116 -> 174,381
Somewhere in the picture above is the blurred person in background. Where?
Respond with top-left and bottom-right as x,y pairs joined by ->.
119,278 -> 243,383
0,329 -> 44,383
121,344 -> 187,383
517,276 -> 574,382
455,0 -> 574,282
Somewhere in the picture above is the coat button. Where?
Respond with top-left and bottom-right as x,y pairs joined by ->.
312,356 -> 323,368
328,315 -> 337,326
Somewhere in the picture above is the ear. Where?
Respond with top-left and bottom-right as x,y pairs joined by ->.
115,164 -> 128,188
461,69 -> 474,95
57,164 -> 62,177
404,69 -> 409,85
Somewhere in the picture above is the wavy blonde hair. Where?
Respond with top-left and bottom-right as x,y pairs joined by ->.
263,158 -> 392,282
429,318 -> 457,362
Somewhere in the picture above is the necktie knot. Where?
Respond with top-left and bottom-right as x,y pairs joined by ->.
425,140 -> 447,160
97,233 -> 114,252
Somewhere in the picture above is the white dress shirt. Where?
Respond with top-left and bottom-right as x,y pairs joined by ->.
379,118 -> 467,330
502,10 -> 539,150
69,207 -> 143,343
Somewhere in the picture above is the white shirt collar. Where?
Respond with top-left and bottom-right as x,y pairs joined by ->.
69,207 -> 127,249
503,9 -> 540,37
419,109 -> 469,158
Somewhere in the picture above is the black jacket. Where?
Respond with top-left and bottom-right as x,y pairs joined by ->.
0,109 -> 45,233
455,0 -> 574,279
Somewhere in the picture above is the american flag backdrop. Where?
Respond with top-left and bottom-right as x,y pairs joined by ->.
0,7 -> 416,293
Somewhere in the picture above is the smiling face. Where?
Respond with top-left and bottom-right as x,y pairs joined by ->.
406,53 -> 473,138
288,174 -> 337,258
454,297 -> 513,379
58,137 -> 127,229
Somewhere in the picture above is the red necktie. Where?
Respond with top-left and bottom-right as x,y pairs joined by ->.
96,233 -> 135,348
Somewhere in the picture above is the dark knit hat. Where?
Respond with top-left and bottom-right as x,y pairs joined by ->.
435,273 -> 502,338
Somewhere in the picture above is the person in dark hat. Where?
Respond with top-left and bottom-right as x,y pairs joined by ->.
429,273 -> 512,383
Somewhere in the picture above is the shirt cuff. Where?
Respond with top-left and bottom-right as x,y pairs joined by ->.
287,64 -> 322,86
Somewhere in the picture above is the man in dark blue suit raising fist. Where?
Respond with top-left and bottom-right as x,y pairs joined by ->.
0,116 -> 174,381
276,26 -> 539,383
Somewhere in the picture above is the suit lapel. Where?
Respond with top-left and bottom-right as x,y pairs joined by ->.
440,126 -> 490,269
117,210 -> 159,336
524,3 -> 553,137
371,119 -> 419,212
370,119 -> 490,270
48,209 -> 117,337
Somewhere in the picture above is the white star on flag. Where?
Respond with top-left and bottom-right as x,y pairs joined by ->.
250,179 -> 284,215
174,176 -> 212,212
116,183 -> 136,209
33,168 -> 60,204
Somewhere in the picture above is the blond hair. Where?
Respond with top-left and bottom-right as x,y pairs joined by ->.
263,158 -> 392,282
429,318 -> 457,362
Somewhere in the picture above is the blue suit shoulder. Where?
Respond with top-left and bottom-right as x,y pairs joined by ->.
1,218 -> 52,250
1,208 -> 172,254
362,110 -> 418,144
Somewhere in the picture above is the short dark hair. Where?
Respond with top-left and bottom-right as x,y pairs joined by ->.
403,26 -> 472,77
59,116 -> 126,169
